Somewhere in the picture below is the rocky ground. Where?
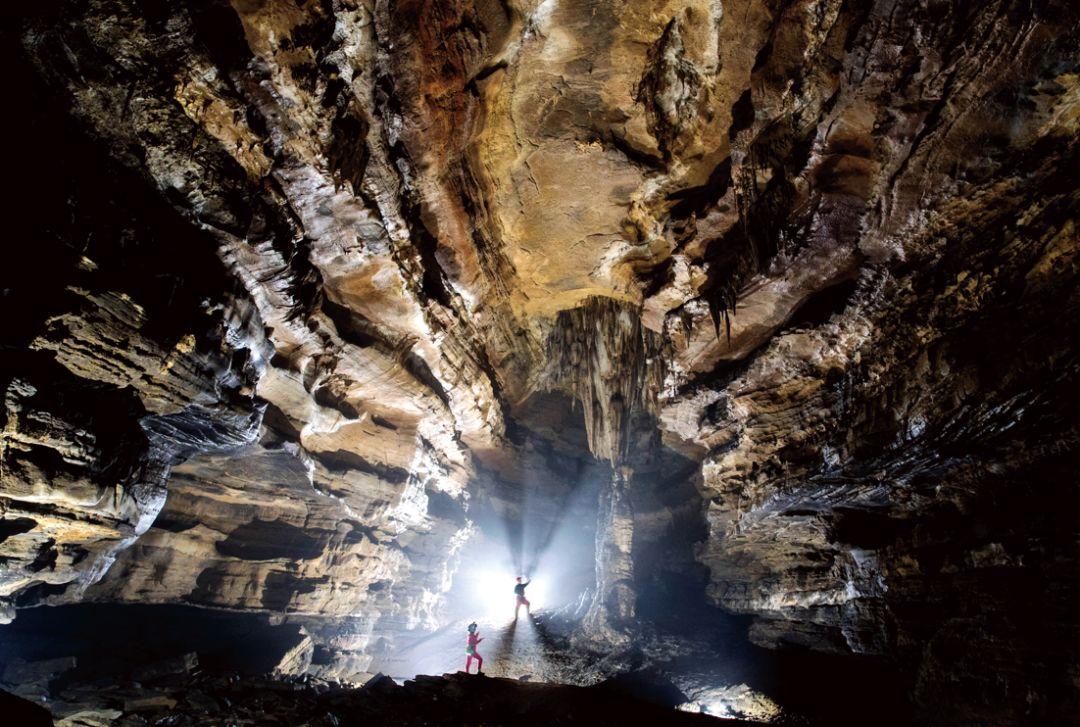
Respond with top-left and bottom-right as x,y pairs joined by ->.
0,605 -> 910,724
5,671 -> 744,727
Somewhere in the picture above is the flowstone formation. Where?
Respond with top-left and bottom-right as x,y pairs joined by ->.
2,0 -> 1079,724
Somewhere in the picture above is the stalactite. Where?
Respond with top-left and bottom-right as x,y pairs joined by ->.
543,296 -> 664,466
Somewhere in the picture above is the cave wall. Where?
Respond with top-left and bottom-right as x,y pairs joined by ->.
1,0 -> 1079,721
690,180 -> 1080,722
1,16 -> 266,621
644,2 -> 1080,722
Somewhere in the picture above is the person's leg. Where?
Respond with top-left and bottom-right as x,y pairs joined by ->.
475,652 -> 483,672
515,599 -> 520,619
466,655 -> 473,673
524,597 -> 530,615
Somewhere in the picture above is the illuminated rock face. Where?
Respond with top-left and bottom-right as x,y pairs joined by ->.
3,0 -> 1080,722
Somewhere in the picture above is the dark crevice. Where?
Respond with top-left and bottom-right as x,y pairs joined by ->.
403,196 -> 454,308
470,58 -> 508,84
424,488 -> 467,524
312,448 -> 410,485
216,519 -> 327,561
728,89 -> 755,141
327,110 -> 370,193
0,603 -> 310,676
188,0 -> 253,74
829,508 -> 911,550
400,348 -> 452,409
666,157 -> 733,221
13,582 -> 70,608
371,414 -> 398,431
153,511 -> 200,534
639,256 -> 676,299
27,539 -> 58,573
0,518 -> 37,544
322,298 -> 383,349
312,384 -> 362,420
603,129 -> 666,171
779,277 -> 859,332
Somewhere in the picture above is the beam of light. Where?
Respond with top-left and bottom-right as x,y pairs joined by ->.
377,479 -> 598,680
453,505 -> 591,623
472,566 -> 523,619
374,395 -> 606,681
480,463 -> 601,616
451,544 -> 555,621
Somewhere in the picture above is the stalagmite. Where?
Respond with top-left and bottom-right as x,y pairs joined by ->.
580,465 -> 638,646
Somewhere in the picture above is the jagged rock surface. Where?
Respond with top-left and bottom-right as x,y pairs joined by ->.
2,0 -> 1079,723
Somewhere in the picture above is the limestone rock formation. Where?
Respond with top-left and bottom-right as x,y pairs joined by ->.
2,0 -> 1079,724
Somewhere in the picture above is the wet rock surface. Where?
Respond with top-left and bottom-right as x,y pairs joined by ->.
2,0 -> 1079,724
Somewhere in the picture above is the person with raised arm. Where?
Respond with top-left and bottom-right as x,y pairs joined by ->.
464,622 -> 484,674
514,576 -> 531,619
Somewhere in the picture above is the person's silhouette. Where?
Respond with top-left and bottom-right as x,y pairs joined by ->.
514,576 -> 531,618
464,622 -> 484,673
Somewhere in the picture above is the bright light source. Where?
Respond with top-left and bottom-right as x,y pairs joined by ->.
521,573 -> 549,606
445,473 -> 600,626
472,568 -> 511,619
465,568 -> 550,620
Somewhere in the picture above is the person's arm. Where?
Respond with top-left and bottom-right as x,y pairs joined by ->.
524,578 -> 531,586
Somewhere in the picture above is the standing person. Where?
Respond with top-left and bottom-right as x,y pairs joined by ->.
464,622 -> 484,674
514,576 -> 531,619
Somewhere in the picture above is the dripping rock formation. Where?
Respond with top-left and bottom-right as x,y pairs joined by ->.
2,0 -> 1079,724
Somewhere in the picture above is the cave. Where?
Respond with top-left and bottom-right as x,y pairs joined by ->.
1,1 -> 1079,725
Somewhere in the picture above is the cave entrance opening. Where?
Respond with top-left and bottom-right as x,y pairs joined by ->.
455,389 -> 608,620
373,391 -> 606,680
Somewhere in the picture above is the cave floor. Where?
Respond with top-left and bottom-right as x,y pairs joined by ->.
1,604 -> 911,724
6,670 -> 756,727
382,614 -> 555,681
373,610 -> 890,723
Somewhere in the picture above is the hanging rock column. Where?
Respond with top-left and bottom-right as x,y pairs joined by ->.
545,297 -> 664,644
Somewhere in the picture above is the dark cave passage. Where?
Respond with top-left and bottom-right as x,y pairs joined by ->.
0,604 -> 309,680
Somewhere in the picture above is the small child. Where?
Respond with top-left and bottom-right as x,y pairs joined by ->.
464,622 -> 484,674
